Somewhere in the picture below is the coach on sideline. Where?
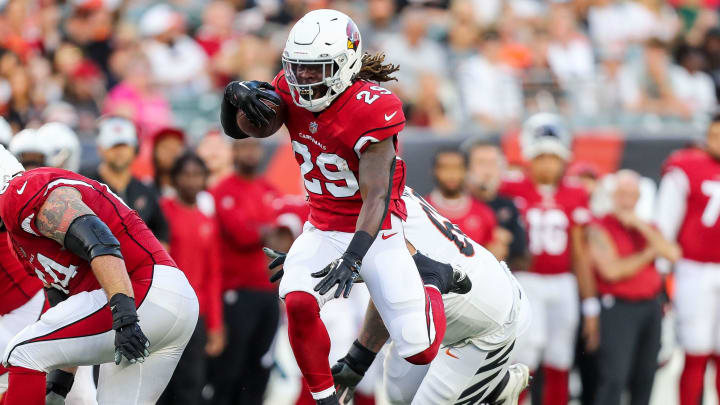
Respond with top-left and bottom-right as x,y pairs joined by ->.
587,170 -> 681,405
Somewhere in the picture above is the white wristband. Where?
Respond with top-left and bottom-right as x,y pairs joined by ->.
582,297 -> 601,317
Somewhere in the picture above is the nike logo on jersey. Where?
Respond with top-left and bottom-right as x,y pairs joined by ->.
381,232 -> 397,240
384,111 -> 398,121
445,348 -> 459,359
17,181 -> 27,194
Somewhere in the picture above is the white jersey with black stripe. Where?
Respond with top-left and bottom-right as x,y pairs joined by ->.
402,187 -> 528,349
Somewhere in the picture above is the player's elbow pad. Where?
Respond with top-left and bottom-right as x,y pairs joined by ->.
64,215 -> 123,262
221,93 -> 249,140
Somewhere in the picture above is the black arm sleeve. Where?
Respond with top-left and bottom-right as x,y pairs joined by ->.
64,215 -> 123,262
147,196 -> 169,244
220,93 -> 249,140
506,203 -> 527,260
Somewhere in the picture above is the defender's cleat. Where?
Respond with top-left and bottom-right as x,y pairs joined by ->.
493,364 -> 530,405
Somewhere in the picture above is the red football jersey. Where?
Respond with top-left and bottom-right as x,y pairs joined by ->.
424,192 -> 497,246
499,173 -> 591,275
272,72 -> 407,233
160,197 -> 223,332
662,148 -> 720,262
0,168 -> 175,298
0,231 -> 42,315
593,215 -> 661,300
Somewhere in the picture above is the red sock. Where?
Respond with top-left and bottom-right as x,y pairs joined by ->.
542,366 -> 568,405
680,354 -> 709,405
285,292 -> 334,398
5,366 -> 45,405
715,355 -> 720,404
518,370 -> 534,404
354,392 -> 375,405
405,286 -> 447,365
295,379 -> 315,405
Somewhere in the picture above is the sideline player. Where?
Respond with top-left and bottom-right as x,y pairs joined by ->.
221,9 -> 454,405
656,114 -> 720,405
0,146 -> 199,405
266,186 -> 532,404
499,113 -> 597,405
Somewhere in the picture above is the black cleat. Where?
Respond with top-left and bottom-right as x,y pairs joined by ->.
316,393 -> 340,405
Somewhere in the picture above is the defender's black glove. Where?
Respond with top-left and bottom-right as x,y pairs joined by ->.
312,252 -> 362,298
224,81 -> 280,128
331,340 -> 377,404
45,369 -> 74,405
110,293 -> 150,365
263,247 -> 287,283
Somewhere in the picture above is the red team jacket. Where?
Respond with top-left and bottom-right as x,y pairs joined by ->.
272,71 -> 408,233
662,148 -> 720,263
499,173 -> 591,274
593,215 -> 662,300
211,174 -> 278,292
0,232 -> 42,315
424,192 -> 497,246
0,168 -> 175,304
160,197 -> 223,332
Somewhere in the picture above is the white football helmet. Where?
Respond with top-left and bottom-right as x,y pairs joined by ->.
0,117 -> 12,148
38,122 -> 82,172
520,113 -> 572,161
282,9 -> 363,112
0,145 -> 24,195
9,129 -> 50,164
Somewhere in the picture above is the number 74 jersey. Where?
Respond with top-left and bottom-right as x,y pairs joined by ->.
272,71 -> 408,233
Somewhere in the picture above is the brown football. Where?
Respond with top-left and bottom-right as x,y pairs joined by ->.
236,90 -> 287,138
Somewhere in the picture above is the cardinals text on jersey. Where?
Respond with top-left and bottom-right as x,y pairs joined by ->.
273,71 -> 407,232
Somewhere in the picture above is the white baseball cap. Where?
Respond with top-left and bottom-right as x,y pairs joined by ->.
139,4 -> 176,37
0,145 -> 24,194
97,117 -> 138,149
0,117 -> 12,147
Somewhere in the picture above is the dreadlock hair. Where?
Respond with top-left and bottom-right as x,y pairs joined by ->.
355,53 -> 400,83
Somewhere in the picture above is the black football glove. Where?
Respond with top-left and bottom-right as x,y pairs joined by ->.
45,369 -> 74,405
263,247 -> 287,283
312,252 -> 362,298
110,293 -> 150,365
224,81 -> 280,128
332,340 -> 377,404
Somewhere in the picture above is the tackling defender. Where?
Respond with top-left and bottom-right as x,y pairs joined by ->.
222,9 -> 456,404
0,146 -> 199,405
267,187 -> 532,404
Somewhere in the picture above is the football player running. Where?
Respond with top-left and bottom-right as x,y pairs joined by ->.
499,114 -> 597,405
0,146 -> 199,405
221,9 -> 456,405
266,186 -> 532,404
657,114 -> 720,405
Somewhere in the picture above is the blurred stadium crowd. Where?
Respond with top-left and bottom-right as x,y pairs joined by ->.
3,0 -> 720,143
2,0 -> 720,405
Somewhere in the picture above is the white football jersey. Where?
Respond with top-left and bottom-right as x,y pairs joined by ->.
402,187 -> 528,348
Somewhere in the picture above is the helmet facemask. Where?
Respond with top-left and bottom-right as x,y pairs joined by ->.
283,53 -> 351,112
